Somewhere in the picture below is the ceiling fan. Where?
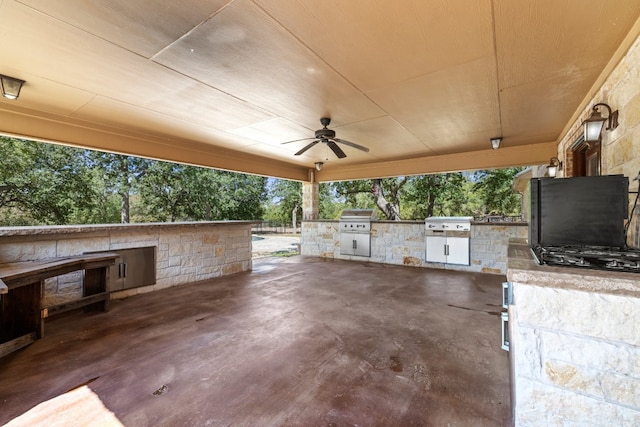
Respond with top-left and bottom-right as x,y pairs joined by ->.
282,117 -> 369,159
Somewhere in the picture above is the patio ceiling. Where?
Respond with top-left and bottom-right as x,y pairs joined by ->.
0,0 -> 639,182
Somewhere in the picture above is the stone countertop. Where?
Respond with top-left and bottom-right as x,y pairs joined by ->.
0,221 -> 258,237
303,219 -> 528,225
507,239 -> 640,297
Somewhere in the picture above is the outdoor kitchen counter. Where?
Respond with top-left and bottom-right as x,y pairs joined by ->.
505,239 -> 640,425
0,220 -> 258,237
302,220 -> 528,274
507,239 -> 640,297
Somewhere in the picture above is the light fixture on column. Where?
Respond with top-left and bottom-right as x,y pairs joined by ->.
583,103 -> 618,142
0,74 -> 25,100
314,161 -> 323,171
490,137 -> 502,150
547,157 -> 562,178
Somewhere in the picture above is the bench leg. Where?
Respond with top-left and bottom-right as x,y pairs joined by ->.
84,266 -> 109,312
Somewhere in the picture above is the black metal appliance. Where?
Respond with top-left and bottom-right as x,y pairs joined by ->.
529,175 -> 640,273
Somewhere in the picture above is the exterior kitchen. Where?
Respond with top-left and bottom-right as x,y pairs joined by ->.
302,215 -> 527,275
2,1 -> 640,426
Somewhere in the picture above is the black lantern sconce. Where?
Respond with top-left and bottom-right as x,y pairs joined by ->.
547,157 -> 562,178
582,103 -> 618,142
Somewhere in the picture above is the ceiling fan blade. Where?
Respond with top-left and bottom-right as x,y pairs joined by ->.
327,141 -> 347,159
294,140 -> 319,156
282,137 -> 315,145
334,138 -> 370,152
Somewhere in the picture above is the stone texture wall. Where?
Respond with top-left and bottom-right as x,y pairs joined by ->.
301,220 -> 528,275
302,181 -> 319,220
0,222 -> 253,305
557,33 -> 640,248
510,283 -> 640,425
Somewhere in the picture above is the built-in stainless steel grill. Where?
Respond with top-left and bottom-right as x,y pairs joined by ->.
425,216 -> 472,265
339,209 -> 376,257
425,216 -> 472,232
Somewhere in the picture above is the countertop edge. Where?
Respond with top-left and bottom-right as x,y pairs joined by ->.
0,221 -> 258,237
506,239 -> 640,297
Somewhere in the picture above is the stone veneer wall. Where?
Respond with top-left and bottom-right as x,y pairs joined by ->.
507,241 -> 640,425
301,220 -> 527,275
509,283 -> 640,425
0,222 -> 253,306
557,31 -> 640,247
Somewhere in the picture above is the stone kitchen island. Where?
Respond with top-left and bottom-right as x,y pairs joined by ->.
506,240 -> 640,425
0,221 -> 255,305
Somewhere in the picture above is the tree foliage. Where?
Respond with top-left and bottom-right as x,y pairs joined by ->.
265,179 -> 302,228
0,136 -> 524,226
87,152 -> 150,223
324,169 -> 524,220
0,137 -> 268,225
137,162 -> 267,222
0,137 -> 97,224
471,168 -> 524,215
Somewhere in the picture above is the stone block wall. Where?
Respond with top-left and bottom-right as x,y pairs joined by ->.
510,283 -> 640,425
557,32 -> 640,248
0,222 -> 254,305
301,220 -> 528,275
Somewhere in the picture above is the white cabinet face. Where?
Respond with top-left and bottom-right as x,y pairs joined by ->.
445,237 -> 470,265
425,236 -> 469,265
426,236 -> 447,263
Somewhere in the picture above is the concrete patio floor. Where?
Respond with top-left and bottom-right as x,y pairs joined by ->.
0,256 -> 511,426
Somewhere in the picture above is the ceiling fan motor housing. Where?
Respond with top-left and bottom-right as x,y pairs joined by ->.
315,128 -> 336,139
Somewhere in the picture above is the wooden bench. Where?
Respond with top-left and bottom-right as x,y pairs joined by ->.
0,253 -> 118,358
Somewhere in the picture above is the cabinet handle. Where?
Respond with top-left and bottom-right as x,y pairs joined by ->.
353,240 -> 357,249
445,244 -> 449,256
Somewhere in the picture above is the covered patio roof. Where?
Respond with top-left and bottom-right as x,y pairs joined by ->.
1,0 -> 639,182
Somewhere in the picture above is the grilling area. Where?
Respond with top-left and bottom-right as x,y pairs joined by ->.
2,1 -> 640,425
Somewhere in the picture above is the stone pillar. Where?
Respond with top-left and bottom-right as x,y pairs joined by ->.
302,171 -> 319,220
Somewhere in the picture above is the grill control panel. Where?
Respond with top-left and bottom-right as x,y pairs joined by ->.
340,221 -> 371,232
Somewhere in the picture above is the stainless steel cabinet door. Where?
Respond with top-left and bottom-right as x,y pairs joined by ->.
446,237 -> 470,265
340,233 -> 370,257
425,236 -> 469,265
425,236 -> 447,263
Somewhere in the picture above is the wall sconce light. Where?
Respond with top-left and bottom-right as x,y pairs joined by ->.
547,157 -> 562,178
490,137 -> 502,150
583,103 -> 618,142
314,161 -> 323,171
0,74 -> 25,100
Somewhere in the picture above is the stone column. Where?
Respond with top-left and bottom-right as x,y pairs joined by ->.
302,170 -> 319,220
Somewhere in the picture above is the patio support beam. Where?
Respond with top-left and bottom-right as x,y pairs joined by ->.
0,105 -> 309,182
302,170 -> 319,220
315,141 -> 559,182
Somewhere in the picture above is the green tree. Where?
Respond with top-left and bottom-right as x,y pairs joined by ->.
471,168 -> 524,216
318,183 -> 344,219
138,162 -> 267,222
137,161 -> 191,222
87,152 -> 150,223
403,173 -> 472,219
0,137 -> 97,224
267,179 -> 302,228
183,168 -> 267,220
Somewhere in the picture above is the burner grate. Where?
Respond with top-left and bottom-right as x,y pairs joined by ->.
532,244 -> 640,273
